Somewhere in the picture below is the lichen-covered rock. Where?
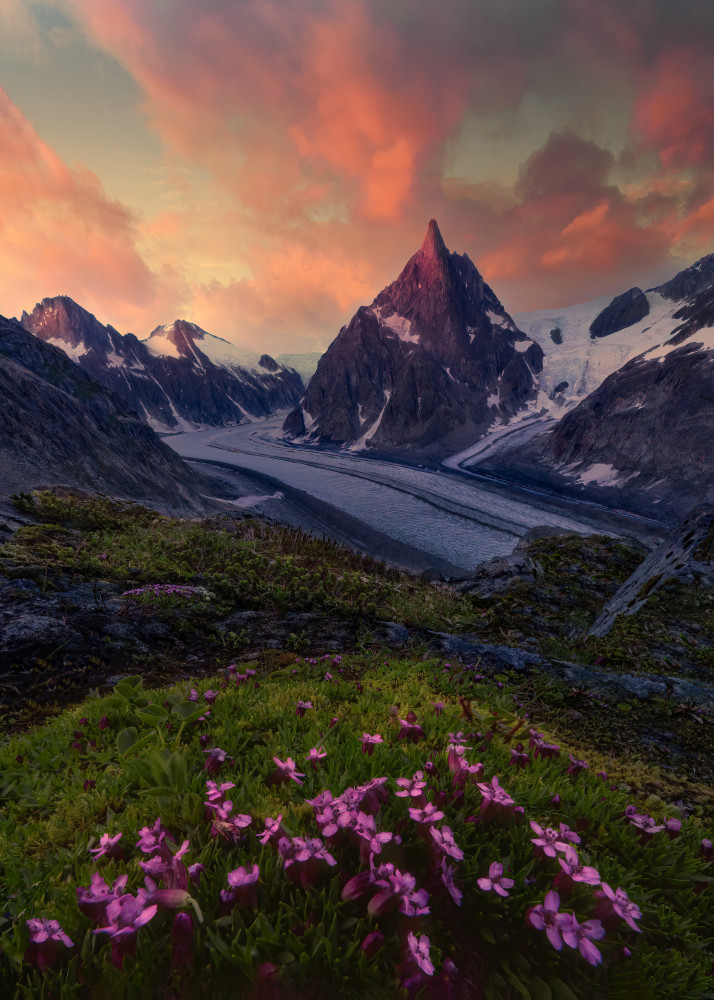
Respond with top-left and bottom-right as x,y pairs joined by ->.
589,504 -> 714,637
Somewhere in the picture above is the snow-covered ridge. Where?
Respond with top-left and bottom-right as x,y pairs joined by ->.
513,291 -> 681,401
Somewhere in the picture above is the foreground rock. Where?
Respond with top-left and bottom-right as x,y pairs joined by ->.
589,504 -> 714,637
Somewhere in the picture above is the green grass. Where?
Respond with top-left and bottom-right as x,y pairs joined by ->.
1,656 -> 712,999
6,491 -> 476,630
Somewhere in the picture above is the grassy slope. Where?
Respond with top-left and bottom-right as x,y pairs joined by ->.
1,493 -> 713,997
1,658 -> 712,999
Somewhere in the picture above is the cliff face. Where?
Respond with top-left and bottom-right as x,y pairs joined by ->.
21,298 -> 303,432
0,314 -> 204,512
283,220 -> 542,456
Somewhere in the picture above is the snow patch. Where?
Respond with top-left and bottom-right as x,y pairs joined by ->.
144,335 -> 181,360
573,463 -> 636,487
45,338 -> 87,362
373,307 -> 420,344
349,390 -> 392,450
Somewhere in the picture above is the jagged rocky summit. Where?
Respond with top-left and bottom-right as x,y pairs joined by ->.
20,297 -> 303,432
0,314 -> 204,512
283,220 -> 543,456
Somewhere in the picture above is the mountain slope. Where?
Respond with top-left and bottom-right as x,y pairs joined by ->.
468,254 -> 714,518
21,298 -> 303,432
0,314 -> 204,512
283,220 -> 543,456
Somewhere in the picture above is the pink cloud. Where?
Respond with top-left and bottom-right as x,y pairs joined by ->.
632,46 -> 714,168
0,88 -> 181,329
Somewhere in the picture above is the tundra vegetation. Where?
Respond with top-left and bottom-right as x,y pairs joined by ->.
1,492 -> 712,998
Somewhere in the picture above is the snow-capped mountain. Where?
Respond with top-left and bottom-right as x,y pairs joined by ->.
20,298 -> 303,432
283,220 -> 543,455
464,253 -> 714,519
275,352 -> 323,385
0,312 -> 204,511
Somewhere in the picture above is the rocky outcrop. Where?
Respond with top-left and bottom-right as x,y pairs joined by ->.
589,505 -> 714,637
0,314 -> 204,512
652,252 -> 714,301
21,298 -> 303,432
283,220 -> 542,456
589,287 -> 649,339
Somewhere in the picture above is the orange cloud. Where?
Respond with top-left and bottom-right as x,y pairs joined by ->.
633,46 -> 714,168
0,88 -> 182,329
65,0 -> 471,223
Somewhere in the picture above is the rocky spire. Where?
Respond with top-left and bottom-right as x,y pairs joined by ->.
419,219 -> 448,264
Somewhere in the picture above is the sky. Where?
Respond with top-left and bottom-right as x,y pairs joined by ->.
2,0 -> 714,355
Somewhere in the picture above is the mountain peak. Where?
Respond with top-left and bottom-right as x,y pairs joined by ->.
419,219 -> 448,261
20,295 -> 112,353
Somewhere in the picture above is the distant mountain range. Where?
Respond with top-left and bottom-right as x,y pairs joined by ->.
0,314 -> 204,511
283,220 -> 544,455
20,297 -> 303,432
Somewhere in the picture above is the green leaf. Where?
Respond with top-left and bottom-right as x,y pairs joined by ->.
135,704 -> 169,725
166,752 -> 187,791
116,727 -> 139,754
139,785 -> 177,797
171,701 -> 205,723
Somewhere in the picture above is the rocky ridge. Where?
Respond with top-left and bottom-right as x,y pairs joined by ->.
0,314 -> 205,513
21,297 -> 303,432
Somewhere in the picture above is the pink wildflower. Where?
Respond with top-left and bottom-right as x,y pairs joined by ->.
360,732 -> 383,755
554,847 -> 601,892
408,802 -> 445,825
76,873 -> 128,922
203,689 -> 218,704
258,815 -> 285,847
477,861 -> 515,897
477,775 -> 516,820
204,780 -> 236,804
279,836 -> 337,889
566,754 -> 588,777
440,858 -> 463,906
361,930 -> 385,958
406,932 -> 434,976
222,864 -> 259,908
271,756 -> 306,786
295,699 -> 313,718
395,771 -> 427,799
202,747 -> 233,775
529,821 -> 575,859
593,884 -> 642,932
368,867 -> 430,917
559,914 -> 606,966
89,831 -> 124,861
526,890 -> 565,950
397,716 -> 425,743
93,889 -> 158,967
306,746 -> 327,768
206,801 -> 252,842
25,919 -> 74,972
429,824 -> 464,861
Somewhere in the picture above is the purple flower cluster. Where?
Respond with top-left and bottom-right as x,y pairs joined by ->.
527,891 -> 605,965
204,781 -> 251,842
72,818 -> 201,968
